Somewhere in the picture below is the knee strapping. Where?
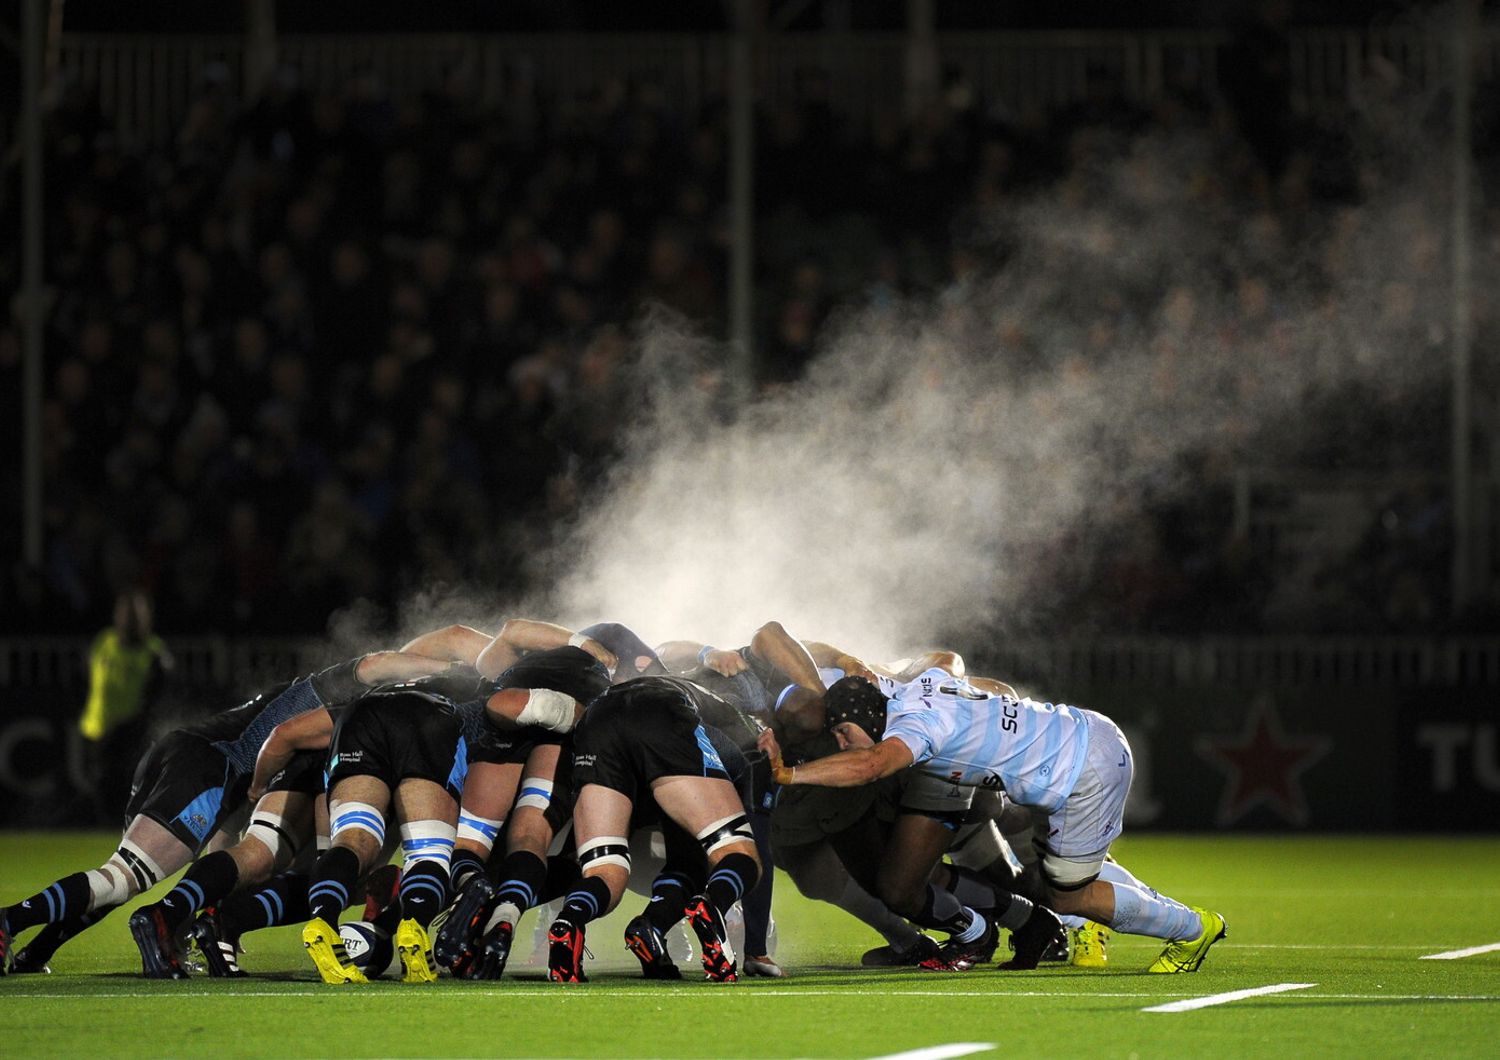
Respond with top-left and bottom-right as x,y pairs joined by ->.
245,812 -> 300,865
330,802 -> 386,846
514,776 -> 554,812
399,819 -> 456,872
456,811 -> 504,854
578,835 -> 631,873
696,813 -> 754,857
110,839 -> 166,896
86,861 -> 134,908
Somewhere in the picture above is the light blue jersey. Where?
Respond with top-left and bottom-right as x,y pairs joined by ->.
882,668 -> 1092,814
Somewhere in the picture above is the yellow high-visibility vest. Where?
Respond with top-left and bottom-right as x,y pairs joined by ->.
79,629 -> 165,740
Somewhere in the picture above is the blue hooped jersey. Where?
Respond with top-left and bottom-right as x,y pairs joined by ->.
881,668 -> 1092,813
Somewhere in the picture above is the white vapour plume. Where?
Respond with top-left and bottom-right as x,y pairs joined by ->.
537,117 -> 1454,662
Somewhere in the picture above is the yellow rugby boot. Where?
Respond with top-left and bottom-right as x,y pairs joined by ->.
396,918 -> 439,983
302,918 -> 368,984
1147,907 -> 1226,973
1069,920 -> 1109,969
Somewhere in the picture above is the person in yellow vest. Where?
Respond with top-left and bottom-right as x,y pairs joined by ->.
79,591 -> 172,822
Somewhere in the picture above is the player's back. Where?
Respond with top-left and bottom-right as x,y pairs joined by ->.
886,670 -> 1091,812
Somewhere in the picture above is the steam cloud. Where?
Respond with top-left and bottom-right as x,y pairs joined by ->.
538,127 -> 1454,664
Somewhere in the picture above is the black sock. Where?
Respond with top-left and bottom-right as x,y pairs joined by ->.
8,872 -> 93,932
449,849 -> 488,893
645,871 -> 695,933
492,850 -> 547,916
705,853 -> 759,916
14,903 -> 120,964
742,814 -> 774,954
539,855 -> 581,903
919,882 -> 974,934
308,848 -> 361,926
219,873 -> 310,941
944,865 -> 1000,915
557,876 -> 612,928
398,860 -> 450,928
158,852 -> 240,934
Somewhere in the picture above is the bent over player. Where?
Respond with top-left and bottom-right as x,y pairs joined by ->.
547,675 -> 762,983
0,651 -> 442,974
767,673 -> 1227,973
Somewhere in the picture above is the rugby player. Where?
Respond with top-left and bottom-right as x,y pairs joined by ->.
545,674 -> 763,983
766,672 -> 1228,973
436,645 -> 612,979
0,651 -> 443,975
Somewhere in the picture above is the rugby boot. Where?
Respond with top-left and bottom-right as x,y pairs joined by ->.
862,934 -> 940,967
192,913 -> 247,978
362,864 -> 401,922
434,874 -> 495,975
923,918 -> 998,972
302,916 -> 368,984
684,895 -> 738,983
395,918 -> 439,983
9,944 -> 51,974
467,919 -> 515,980
1147,907 -> 1226,973
623,914 -> 682,980
1068,920 -> 1109,969
129,906 -> 190,980
546,919 -> 588,983
999,906 -> 1067,971
743,954 -> 787,978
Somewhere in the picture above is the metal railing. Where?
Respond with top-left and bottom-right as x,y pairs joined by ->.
45,27 -> 1500,148
6,634 -> 1499,692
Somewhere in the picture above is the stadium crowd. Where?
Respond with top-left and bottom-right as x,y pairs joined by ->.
0,36 -> 1488,639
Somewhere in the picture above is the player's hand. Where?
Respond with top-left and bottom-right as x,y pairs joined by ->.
703,648 -> 748,677
839,656 -> 879,685
247,779 -> 267,802
758,729 -> 795,785
579,637 -> 618,673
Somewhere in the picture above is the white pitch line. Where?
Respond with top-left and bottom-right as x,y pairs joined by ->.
1143,982 -> 1315,1013
862,1044 -> 994,1060
1420,942 -> 1500,961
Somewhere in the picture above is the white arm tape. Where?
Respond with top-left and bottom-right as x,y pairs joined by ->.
567,632 -> 590,648
515,687 -> 580,732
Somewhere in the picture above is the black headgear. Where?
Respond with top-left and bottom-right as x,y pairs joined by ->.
822,675 -> 889,741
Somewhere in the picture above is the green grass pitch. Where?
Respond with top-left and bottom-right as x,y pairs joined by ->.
3,832 -> 1498,1059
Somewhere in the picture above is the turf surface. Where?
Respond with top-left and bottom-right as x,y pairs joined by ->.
3,832 -> 1498,1058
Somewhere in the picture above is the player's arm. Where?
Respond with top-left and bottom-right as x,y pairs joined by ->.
484,687 -> 584,734
475,619 -> 618,680
800,640 -> 880,684
354,649 -> 458,686
768,686 -> 826,746
249,708 -> 333,800
399,624 -> 493,666
769,736 -> 913,788
891,650 -> 966,680
749,621 -> 823,692
966,675 -> 1018,697
654,639 -> 748,676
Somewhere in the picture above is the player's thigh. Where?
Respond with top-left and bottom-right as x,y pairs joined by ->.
826,811 -> 889,894
650,774 -> 752,841
393,777 -> 458,827
120,814 -> 195,876
506,742 -> 563,853
236,790 -> 315,877
573,782 -> 634,895
877,812 -> 955,905
777,838 -> 849,903
460,760 -> 522,822
328,775 -> 393,865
